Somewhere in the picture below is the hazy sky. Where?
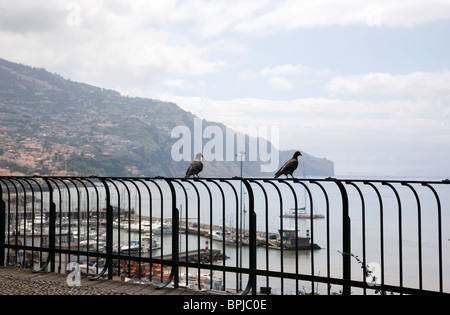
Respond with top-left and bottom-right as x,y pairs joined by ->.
1,0 -> 450,176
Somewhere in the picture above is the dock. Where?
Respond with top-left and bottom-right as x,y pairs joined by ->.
177,219 -> 320,250
156,249 -> 226,264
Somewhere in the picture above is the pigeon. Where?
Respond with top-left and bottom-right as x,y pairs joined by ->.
274,151 -> 302,179
184,153 -> 204,179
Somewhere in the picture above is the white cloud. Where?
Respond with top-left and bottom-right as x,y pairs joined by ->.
0,0 -> 230,90
268,77 -> 293,91
1,0 -> 450,176
259,64 -> 332,77
235,0 -> 450,34
327,71 -> 450,96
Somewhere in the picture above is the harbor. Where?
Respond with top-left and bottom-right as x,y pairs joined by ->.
4,211 -> 322,294
3,176 -> 449,295
177,218 -> 321,250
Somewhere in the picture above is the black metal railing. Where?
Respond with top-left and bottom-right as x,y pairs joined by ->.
0,176 -> 449,295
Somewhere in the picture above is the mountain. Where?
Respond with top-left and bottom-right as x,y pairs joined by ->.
0,58 -> 334,177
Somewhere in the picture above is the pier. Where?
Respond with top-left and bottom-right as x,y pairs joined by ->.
156,249 -> 225,264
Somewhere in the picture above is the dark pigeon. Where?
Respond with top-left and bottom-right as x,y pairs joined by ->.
274,151 -> 302,179
185,153 -> 204,179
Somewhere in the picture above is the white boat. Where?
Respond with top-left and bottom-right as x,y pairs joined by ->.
142,233 -> 161,251
34,215 -> 48,225
120,240 -> 141,254
119,234 -> 161,254
282,207 -> 325,219
210,228 -> 236,244
152,223 -> 172,235
141,221 -> 151,233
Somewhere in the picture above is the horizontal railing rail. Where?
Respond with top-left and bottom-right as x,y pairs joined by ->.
1,176 -> 449,295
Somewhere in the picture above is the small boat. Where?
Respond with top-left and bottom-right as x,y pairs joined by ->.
152,223 -> 172,235
120,240 -> 141,254
210,228 -> 236,244
34,215 -> 48,225
142,233 -> 161,251
281,207 -> 324,219
269,228 -> 321,251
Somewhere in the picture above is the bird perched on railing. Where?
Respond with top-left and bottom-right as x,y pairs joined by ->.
185,153 -> 204,179
274,151 -> 302,179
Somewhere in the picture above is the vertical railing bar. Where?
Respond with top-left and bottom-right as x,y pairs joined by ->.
346,181 -> 367,295
147,179 -> 165,282
3,180 -> 18,267
162,178 -> 179,289
0,179 -> 12,266
347,182 -> 366,295
364,181 -> 385,294
241,178 -> 256,295
0,181 -> 5,267
16,179 -> 33,267
46,179 -> 62,273
76,179 -> 93,269
402,182 -> 423,291
125,179 -> 143,280
89,178 -> 111,280
116,179 -> 132,277
106,179 -> 122,278
330,178 -> 351,295
181,180 -> 202,289
195,180 -> 214,289
264,180 -> 284,294
294,179 -> 316,295
421,183 -> 443,293
42,178 -> 56,273
23,178 -> 42,269
135,179 -> 154,279
27,178 -> 45,271
251,180 -> 270,295
65,178 -> 83,266
310,180 -> 331,294
3,179 -> 19,267
208,179 -> 227,291
279,180 -> 299,294
220,179 -> 240,293
383,182 -> 404,295
56,179 -> 73,257
83,178 -> 102,275
13,179 -> 29,268
172,180 -> 189,286
107,179 -> 124,278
